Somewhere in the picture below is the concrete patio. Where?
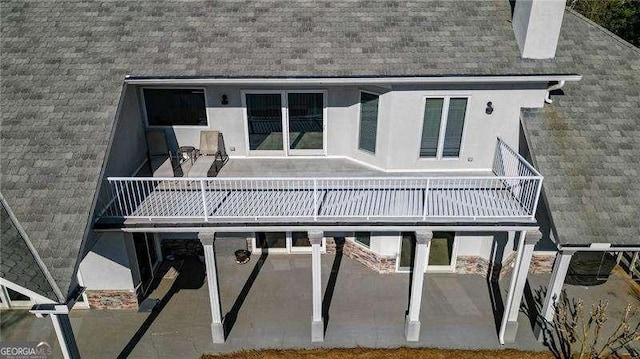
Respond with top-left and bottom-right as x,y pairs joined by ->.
2,238 -> 639,358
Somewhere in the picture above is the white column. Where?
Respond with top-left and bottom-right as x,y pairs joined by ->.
199,232 -> 225,344
534,250 -> 574,341
405,230 -> 432,342
310,231 -> 324,342
50,314 -> 81,359
499,230 -> 541,344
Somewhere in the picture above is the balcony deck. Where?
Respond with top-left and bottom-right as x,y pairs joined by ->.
97,139 -> 542,226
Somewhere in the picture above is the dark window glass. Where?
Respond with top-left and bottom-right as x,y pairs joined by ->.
442,98 -> 467,158
288,93 -> 324,150
143,89 -> 207,126
7,288 -> 30,301
358,92 -> 379,153
354,232 -> 371,247
419,98 -> 444,157
291,232 -> 311,247
256,232 -> 287,249
246,94 -> 283,150
429,232 -> 455,266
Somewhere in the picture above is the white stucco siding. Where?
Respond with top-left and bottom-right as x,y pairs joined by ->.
382,85 -> 547,170
455,233 -> 494,260
78,232 -> 136,291
134,83 -> 547,172
370,232 -> 402,256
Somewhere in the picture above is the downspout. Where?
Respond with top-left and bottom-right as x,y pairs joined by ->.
544,80 -> 565,104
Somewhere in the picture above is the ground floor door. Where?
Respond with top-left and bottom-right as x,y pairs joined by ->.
397,232 -> 457,272
133,233 -> 161,296
252,231 -> 325,254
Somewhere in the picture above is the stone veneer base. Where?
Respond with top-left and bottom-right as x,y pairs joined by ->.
326,238 -> 396,274
86,290 -> 139,310
456,253 -> 555,278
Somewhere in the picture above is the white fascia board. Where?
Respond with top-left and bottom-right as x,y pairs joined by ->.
125,74 -> 582,86
559,244 -> 640,252
110,224 -> 538,233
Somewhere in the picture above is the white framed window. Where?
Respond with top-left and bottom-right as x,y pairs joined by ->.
419,96 -> 469,159
251,232 -> 326,254
141,87 -> 209,127
242,90 -> 327,156
354,232 -> 371,248
357,91 -> 380,154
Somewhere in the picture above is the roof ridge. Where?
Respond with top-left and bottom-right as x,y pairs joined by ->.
0,192 -> 65,302
565,7 -> 640,55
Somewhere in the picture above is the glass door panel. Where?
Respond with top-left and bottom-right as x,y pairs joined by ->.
398,232 -> 415,271
287,92 -> 324,154
256,232 -> 287,252
428,232 -> 455,271
246,94 -> 284,151
291,232 -> 311,247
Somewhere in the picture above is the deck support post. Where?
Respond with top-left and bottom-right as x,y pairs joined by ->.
499,230 -> 541,344
405,230 -> 432,342
534,250 -> 574,341
50,313 -> 81,359
310,231 -> 324,342
199,232 -> 225,344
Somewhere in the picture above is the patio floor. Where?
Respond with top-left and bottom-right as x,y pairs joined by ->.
2,238 -> 639,358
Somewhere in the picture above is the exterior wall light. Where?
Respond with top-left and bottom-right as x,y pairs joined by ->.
485,102 -> 494,115
221,94 -> 229,105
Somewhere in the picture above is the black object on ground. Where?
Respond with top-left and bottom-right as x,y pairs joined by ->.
235,249 -> 251,264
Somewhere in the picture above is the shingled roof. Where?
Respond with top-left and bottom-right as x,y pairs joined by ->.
0,1 -> 636,299
0,194 -> 62,302
522,11 -> 640,247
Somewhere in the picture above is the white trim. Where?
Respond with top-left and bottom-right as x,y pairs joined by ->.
242,90 -> 328,156
225,154 -> 492,174
0,279 -> 56,305
426,232 -> 458,273
0,286 -> 10,309
72,272 -> 90,310
125,74 -> 582,86
140,86 -> 210,128
418,95 -> 471,161
356,90 -> 382,155
251,231 -> 326,254
112,224 -> 539,234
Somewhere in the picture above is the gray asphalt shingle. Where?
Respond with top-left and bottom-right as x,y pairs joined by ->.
0,1 -> 637,299
522,11 -> 640,247
0,196 -> 60,301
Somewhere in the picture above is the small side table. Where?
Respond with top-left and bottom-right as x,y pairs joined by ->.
179,146 -> 197,165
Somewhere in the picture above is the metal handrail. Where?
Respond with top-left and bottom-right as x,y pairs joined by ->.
99,138 -> 543,222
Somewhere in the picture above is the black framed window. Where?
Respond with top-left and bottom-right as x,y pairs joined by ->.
143,89 -> 207,126
354,232 -> 371,248
246,94 -> 284,151
358,92 -> 379,153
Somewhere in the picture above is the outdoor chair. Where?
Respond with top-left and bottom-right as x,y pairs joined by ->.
146,129 -> 175,177
187,130 -> 227,177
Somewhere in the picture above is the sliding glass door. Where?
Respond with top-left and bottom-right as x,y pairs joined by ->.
244,91 -> 326,156
287,92 -> 324,154
246,93 -> 284,152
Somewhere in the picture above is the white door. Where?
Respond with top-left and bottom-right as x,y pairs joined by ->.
396,232 -> 457,273
244,91 -> 326,156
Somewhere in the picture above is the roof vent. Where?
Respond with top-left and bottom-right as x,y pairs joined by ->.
512,0 -> 566,59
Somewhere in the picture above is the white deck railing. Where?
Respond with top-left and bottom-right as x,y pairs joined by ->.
98,138 -> 543,223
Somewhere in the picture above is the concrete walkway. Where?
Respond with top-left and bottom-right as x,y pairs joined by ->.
2,242 -> 639,358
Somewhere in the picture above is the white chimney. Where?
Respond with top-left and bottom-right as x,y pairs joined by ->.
512,0 -> 566,59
